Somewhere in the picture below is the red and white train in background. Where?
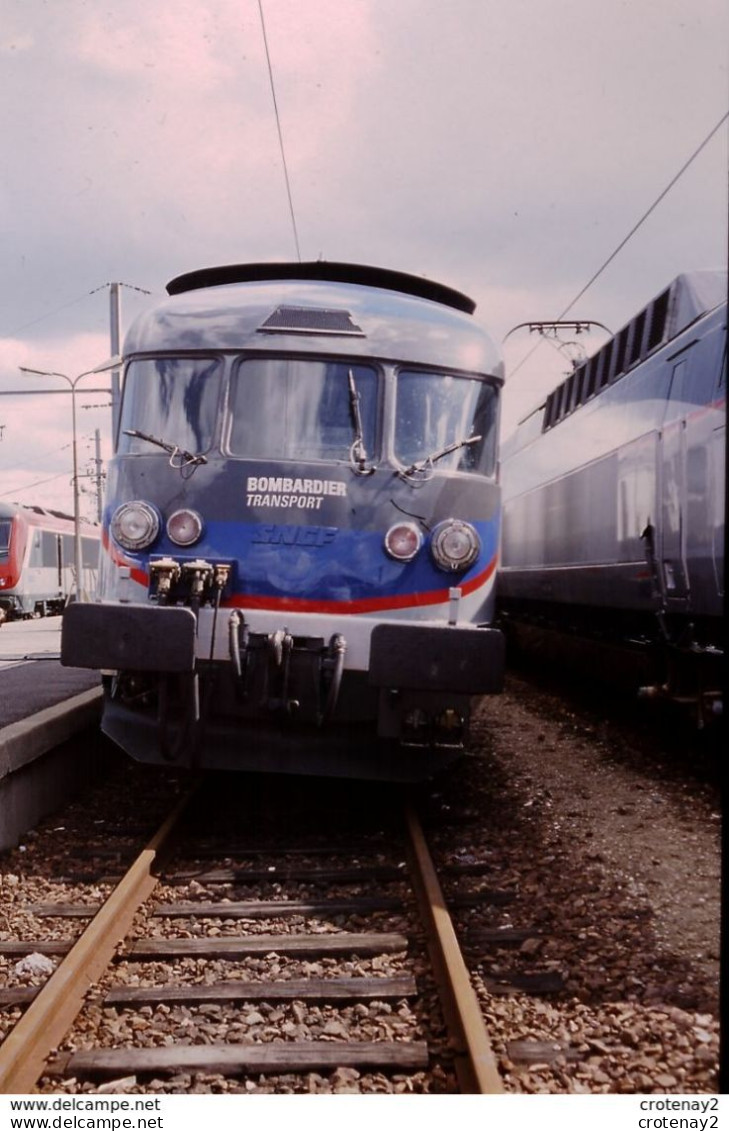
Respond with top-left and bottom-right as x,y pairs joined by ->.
0,502 -> 99,624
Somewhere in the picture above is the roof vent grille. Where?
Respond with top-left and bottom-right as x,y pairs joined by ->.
258,305 -> 365,336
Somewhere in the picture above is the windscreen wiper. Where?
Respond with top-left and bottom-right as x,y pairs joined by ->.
347,370 -> 374,475
123,429 -> 208,468
401,434 -> 481,479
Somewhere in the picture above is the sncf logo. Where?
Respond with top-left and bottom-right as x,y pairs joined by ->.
252,525 -> 338,547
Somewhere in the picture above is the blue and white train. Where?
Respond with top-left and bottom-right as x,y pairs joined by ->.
499,269 -> 726,717
62,262 -> 505,779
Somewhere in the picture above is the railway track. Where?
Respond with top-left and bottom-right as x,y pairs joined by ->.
0,774 -> 502,1094
0,681 -> 719,1095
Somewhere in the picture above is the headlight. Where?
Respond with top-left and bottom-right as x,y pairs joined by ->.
430,519 -> 480,572
384,521 -> 422,562
110,501 -> 160,551
167,508 -> 204,547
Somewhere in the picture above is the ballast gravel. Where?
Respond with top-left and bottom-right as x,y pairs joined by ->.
431,672 -> 720,1093
0,670 -> 719,1094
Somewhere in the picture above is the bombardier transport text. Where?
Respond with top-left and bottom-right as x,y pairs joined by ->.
246,476 -> 347,510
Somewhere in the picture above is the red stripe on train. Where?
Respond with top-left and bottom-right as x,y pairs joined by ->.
101,528 -> 497,615
224,555 -> 497,615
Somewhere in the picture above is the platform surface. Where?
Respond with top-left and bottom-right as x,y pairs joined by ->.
0,618 -> 99,728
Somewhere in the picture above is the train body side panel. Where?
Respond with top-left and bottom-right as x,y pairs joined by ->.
500,300 -> 726,626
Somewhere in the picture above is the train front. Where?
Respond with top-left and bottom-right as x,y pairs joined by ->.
62,264 -> 505,779
0,505 -> 23,624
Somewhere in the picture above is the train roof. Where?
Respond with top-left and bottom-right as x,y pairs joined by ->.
666,269 -> 726,332
124,263 -> 503,379
167,262 -> 477,314
0,501 -> 98,527
531,269 -> 727,437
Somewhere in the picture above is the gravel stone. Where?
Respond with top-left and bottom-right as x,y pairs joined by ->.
0,677 -> 718,1095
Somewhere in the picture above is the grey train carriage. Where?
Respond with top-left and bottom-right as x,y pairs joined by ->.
62,262 -> 505,779
498,269 -> 726,716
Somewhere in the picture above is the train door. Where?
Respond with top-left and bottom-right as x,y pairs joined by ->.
27,530 -> 44,594
711,341 -> 726,598
40,531 -> 63,593
60,534 -> 75,594
659,357 -> 690,604
55,534 -> 63,593
711,424 -> 725,597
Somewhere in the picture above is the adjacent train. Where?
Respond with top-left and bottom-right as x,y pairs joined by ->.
499,269 -> 726,717
62,262 -> 505,779
0,502 -> 99,624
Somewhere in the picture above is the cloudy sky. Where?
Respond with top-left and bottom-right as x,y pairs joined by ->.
0,0 -> 726,519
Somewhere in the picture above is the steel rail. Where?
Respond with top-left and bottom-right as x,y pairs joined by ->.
0,785 -> 197,1093
404,802 -> 503,1094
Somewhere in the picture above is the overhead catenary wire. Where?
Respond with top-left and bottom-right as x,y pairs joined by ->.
2,281 -> 152,340
18,280 -> 134,335
258,0 -> 302,263
0,471 -> 70,498
3,288 -> 105,339
0,423 -> 106,497
508,110 -> 729,381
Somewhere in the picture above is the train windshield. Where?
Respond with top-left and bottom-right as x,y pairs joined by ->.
395,371 -> 498,475
118,357 -> 222,455
228,359 -> 378,462
0,520 -> 11,558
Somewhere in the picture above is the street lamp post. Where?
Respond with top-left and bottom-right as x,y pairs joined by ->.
19,358 -> 122,600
